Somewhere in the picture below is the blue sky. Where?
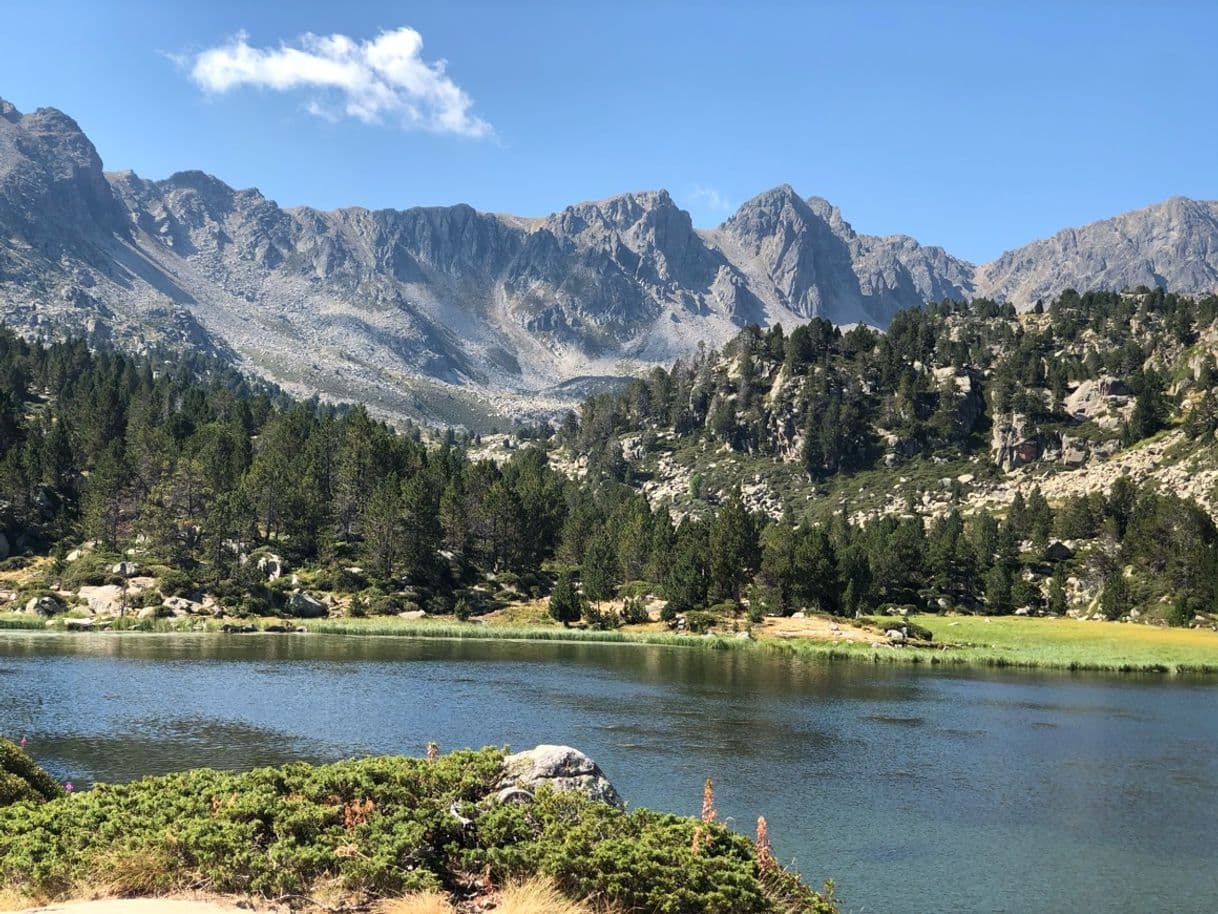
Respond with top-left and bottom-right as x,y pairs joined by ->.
1,1 -> 1215,263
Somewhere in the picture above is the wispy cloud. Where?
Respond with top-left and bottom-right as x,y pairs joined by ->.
686,184 -> 732,214
184,27 -> 492,138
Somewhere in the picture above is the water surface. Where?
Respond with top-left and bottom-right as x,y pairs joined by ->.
1,632 -> 1216,914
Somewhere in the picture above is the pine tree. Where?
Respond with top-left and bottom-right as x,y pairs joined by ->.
1048,565 -> 1067,615
984,564 -> 1013,615
548,571 -> 584,626
581,531 -> 619,608
708,492 -> 759,603
81,442 -> 127,550
361,477 -> 402,582
1100,572 -> 1130,621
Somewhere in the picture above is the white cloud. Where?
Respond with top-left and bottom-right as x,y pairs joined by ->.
687,184 -> 732,213
186,27 -> 493,138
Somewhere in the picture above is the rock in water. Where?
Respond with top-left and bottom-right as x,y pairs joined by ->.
500,745 -> 624,808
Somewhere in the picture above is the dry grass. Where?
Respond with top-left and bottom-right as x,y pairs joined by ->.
495,878 -> 605,914
376,890 -> 456,914
377,878 -> 608,914
0,886 -> 36,912
81,845 -> 179,898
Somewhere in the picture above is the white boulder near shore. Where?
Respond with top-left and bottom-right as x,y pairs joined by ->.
498,744 -> 624,808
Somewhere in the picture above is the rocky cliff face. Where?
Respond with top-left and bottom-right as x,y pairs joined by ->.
975,197 -> 1218,306
2,93 -> 1218,425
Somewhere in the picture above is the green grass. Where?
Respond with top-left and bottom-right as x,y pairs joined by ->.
0,614 -> 43,631
907,614 -> 1218,673
306,614 -> 1218,674
308,618 -> 709,647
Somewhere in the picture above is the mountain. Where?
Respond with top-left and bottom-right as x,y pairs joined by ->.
2,94 -> 1217,426
707,185 -> 976,326
974,196 -> 1218,305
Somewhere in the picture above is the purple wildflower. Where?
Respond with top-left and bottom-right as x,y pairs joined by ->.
64,782 -> 73,793
19,735 -> 28,748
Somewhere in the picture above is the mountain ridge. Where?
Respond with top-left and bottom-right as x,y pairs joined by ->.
2,93 -> 1217,425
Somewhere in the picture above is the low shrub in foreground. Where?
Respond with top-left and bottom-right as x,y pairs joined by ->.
0,739 -> 64,807
0,747 -> 836,914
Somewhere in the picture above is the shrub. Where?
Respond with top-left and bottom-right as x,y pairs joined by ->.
157,568 -> 196,598
0,749 -> 837,913
581,604 -> 619,631
1164,601 -> 1193,628
427,594 -> 453,616
683,610 -> 718,633
618,580 -> 656,599
0,739 -> 64,807
620,597 -> 650,625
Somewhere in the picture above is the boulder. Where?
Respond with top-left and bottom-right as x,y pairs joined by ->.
287,590 -> 327,619
24,595 -> 64,617
163,596 -> 204,615
77,584 -> 124,615
256,553 -> 284,580
1060,435 -> 1089,466
111,561 -> 139,577
499,745 -> 623,808
886,628 -> 907,644
991,413 -> 1045,471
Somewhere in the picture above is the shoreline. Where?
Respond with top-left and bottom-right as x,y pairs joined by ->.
4,613 -> 1218,676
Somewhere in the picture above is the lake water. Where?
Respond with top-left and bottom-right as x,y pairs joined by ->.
1,631 -> 1216,914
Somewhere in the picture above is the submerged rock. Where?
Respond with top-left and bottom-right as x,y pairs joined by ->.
499,745 -> 623,808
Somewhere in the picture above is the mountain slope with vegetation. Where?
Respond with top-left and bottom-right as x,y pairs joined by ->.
2,288 -> 1218,663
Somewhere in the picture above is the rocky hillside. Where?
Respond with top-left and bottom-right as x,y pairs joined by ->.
975,196 -> 1218,306
557,289 -> 1218,529
3,94 -> 1218,426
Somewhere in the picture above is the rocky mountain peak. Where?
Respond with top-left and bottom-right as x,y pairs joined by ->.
3,93 -> 1218,425
0,97 -> 20,124
975,196 -> 1218,305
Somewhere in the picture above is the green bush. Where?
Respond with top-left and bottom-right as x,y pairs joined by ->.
684,610 -> 718,633
0,739 -> 64,807
0,749 -> 835,912
619,580 -> 656,599
156,568 -> 197,598
620,597 -> 650,625
1164,601 -> 1194,628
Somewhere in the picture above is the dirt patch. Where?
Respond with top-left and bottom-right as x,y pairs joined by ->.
755,614 -> 877,644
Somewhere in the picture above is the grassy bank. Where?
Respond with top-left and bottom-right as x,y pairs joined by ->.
0,740 -> 836,914
9,609 -> 1218,674
305,615 -> 1218,674
0,614 -> 44,631
905,614 -> 1218,673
